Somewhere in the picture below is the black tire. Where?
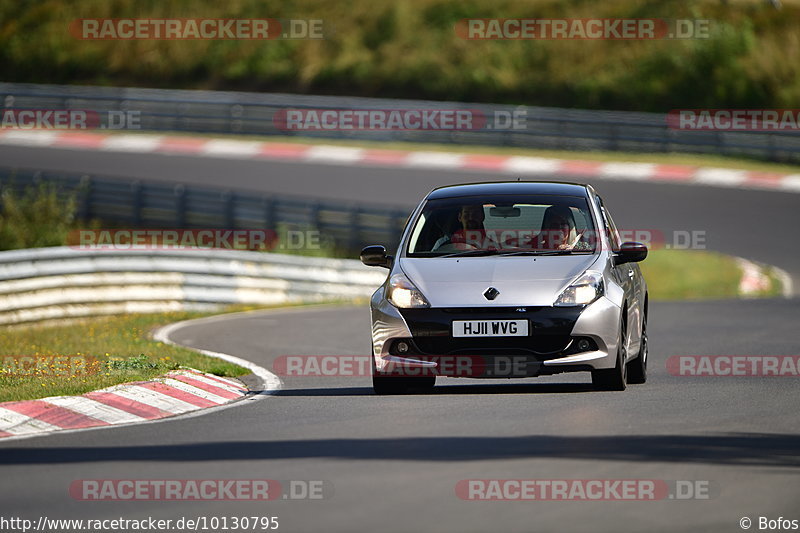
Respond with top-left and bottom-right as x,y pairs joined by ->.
371,354 -> 435,395
373,374 -> 435,395
372,373 -> 406,395
591,320 -> 628,391
627,312 -> 648,384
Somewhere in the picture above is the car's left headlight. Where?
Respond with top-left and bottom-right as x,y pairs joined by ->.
554,271 -> 604,306
387,273 -> 430,308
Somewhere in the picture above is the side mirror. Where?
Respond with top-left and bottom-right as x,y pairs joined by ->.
360,245 -> 392,268
614,242 -> 648,266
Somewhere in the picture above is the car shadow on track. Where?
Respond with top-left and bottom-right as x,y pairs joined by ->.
2,433 -> 799,467
273,382 -> 596,396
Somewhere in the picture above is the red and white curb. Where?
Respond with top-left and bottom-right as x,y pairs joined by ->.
737,257 -> 793,298
0,368 -> 248,440
1,129 -> 799,193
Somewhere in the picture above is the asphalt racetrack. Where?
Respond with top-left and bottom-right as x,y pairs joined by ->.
0,144 -> 798,532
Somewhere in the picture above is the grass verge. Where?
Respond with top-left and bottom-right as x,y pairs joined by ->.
0,310 -> 252,403
640,249 -> 782,301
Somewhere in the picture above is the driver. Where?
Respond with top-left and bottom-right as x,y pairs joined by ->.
432,204 -> 498,251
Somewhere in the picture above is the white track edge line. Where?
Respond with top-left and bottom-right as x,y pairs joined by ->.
0,311 -> 284,443
155,316 -> 283,393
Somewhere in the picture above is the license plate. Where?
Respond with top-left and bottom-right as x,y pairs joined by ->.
452,320 -> 529,337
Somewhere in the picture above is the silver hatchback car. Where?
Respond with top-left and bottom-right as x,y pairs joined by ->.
361,181 -> 648,394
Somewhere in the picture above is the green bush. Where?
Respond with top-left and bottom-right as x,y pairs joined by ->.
1,0 -> 798,111
0,182 -> 78,251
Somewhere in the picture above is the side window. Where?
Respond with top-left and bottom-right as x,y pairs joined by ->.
596,196 -> 620,253
570,207 -> 589,232
605,211 -> 622,253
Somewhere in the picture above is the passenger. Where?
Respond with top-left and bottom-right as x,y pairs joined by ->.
511,205 -> 590,251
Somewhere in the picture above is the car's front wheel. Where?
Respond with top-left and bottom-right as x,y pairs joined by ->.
627,312 -> 648,384
591,322 -> 628,391
371,355 -> 436,395
373,374 -> 435,395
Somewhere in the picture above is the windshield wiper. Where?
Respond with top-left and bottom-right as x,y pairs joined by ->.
510,250 -> 593,256
495,249 -> 595,257
436,249 -> 594,258
437,249 -> 503,258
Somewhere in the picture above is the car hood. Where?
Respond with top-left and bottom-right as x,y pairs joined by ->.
399,255 -> 599,307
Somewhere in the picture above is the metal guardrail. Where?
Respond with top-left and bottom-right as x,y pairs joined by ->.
0,167 -> 410,254
0,246 -> 387,325
2,82 -> 799,163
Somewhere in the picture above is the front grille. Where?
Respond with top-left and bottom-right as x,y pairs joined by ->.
438,307 -> 532,314
397,306 -> 583,357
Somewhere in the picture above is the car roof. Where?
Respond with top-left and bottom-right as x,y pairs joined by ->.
426,181 -> 591,200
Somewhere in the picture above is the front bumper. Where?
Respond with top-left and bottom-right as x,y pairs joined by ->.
370,290 -> 621,378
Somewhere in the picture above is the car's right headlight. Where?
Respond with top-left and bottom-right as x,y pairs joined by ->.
387,273 -> 430,308
554,271 -> 604,307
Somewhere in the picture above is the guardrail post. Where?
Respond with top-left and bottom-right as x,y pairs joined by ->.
349,207 -> 361,251
392,211 -> 405,250
311,202 -> 322,233
610,124 -> 619,151
230,104 -> 244,134
223,190 -> 235,228
131,181 -> 143,226
174,184 -> 186,226
262,197 -> 276,232
767,133 -> 776,162
77,175 -> 92,221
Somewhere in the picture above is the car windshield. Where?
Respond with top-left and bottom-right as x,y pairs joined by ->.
406,194 -> 598,257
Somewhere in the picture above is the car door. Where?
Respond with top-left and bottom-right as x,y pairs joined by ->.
598,198 -> 641,357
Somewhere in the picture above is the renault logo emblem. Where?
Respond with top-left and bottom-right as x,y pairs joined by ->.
483,287 -> 500,300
